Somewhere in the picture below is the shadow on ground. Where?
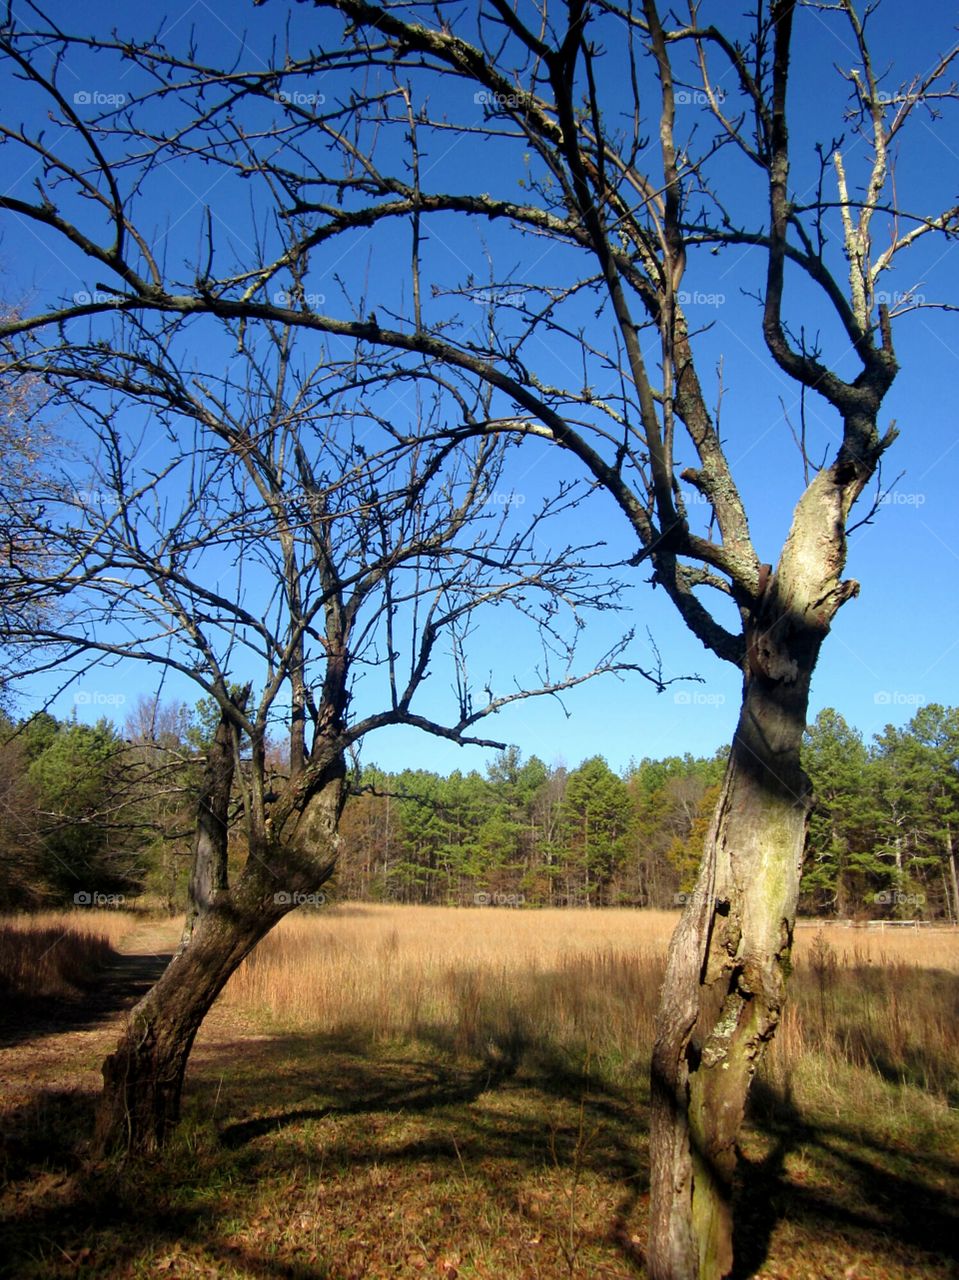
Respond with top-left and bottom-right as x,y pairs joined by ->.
0,947 -> 174,1050
2,1015 -> 957,1277
731,1075 -> 959,1280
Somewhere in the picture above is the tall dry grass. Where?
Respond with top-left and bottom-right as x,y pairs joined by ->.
768,927 -> 959,1104
0,909 -> 137,1000
223,906 -> 677,1072
792,919 -> 959,970
222,906 -> 959,1105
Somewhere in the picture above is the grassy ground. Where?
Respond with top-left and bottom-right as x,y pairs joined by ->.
0,906 -> 957,1278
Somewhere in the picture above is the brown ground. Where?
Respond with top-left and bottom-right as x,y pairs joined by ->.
1,914 -> 956,1280
0,916 -> 269,1182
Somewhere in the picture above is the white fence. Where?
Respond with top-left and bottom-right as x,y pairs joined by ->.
795,918 -> 958,930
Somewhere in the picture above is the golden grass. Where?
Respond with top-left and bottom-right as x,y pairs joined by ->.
222,906 -> 680,1070
3,906 -> 957,1279
792,919 -> 959,970
0,909 -> 138,999
221,906 -> 959,1103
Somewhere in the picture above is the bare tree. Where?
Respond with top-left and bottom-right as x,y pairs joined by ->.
0,310 -> 53,701
1,1 -> 956,1269
3,314 -> 656,1154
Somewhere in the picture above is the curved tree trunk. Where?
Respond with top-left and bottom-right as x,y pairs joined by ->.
94,704 -> 345,1156
94,886 -> 293,1154
647,465 -> 861,1279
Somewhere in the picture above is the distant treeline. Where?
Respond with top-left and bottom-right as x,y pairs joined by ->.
2,700 -> 957,919
336,748 -> 724,909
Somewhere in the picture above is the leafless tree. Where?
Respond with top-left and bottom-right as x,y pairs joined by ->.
0,310 -> 54,696
1,1 -> 956,1269
3,313 -> 657,1153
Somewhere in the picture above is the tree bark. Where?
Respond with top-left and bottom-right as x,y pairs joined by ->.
94,743 -> 345,1156
945,827 -> 959,924
648,672 -> 812,1278
94,887 -> 290,1155
647,464 -> 859,1279
180,690 -> 249,951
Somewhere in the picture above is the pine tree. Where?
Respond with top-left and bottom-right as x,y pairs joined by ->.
801,710 -> 880,916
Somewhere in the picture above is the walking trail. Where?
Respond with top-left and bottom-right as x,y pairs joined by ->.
0,915 -> 254,1120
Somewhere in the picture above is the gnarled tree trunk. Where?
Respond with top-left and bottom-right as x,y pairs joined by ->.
647,465 -> 861,1279
94,883 -> 298,1154
94,703 -> 345,1156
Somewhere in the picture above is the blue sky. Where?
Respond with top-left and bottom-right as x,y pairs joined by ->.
2,1 -> 957,776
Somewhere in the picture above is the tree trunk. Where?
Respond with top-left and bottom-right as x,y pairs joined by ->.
647,464 -> 860,1279
180,690 -> 248,951
94,734 -> 345,1156
94,888 -> 288,1154
945,827 -> 959,924
648,671 -> 812,1278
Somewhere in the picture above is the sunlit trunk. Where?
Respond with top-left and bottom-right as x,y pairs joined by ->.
648,667 -> 812,1278
647,463 -> 859,1278
94,887 -> 289,1154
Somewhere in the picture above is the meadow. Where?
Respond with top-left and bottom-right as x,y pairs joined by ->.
1,906 -> 957,1278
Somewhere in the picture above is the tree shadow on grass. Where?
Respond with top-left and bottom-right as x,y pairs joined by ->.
124,1024 -> 959,1277
210,1025 -> 634,1151
731,1075 -> 959,1279
217,1048 -> 515,1149
1,1027 -> 649,1279
4,1016 -> 958,1278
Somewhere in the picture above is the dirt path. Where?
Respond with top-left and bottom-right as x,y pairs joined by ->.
0,917 -> 251,1115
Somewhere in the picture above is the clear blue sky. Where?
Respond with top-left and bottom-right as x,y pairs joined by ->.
2,1 -> 957,775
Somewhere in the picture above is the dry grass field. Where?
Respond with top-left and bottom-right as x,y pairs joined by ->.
221,906 -> 959,1100
1,905 -> 957,1278
0,909 -> 138,1001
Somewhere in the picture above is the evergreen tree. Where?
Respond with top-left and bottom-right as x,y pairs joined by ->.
801,709 -> 880,915
26,716 -> 144,900
872,706 -> 959,918
560,756 -> 632,905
